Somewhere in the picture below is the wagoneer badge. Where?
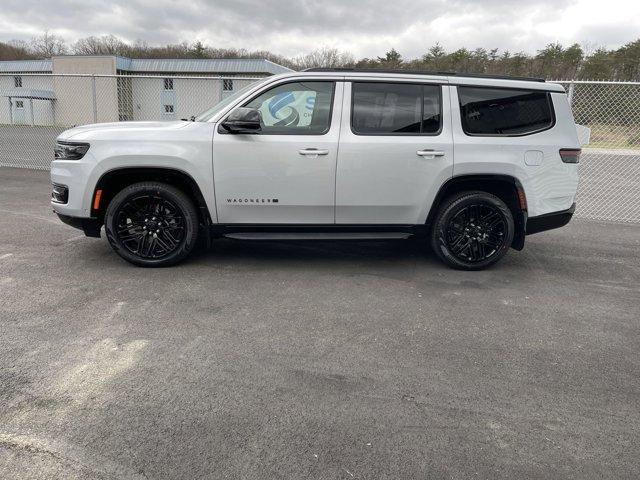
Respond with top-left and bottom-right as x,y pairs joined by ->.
227,198 -> 279,203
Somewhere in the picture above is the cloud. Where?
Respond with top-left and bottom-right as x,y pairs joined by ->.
0,0 -> 638,58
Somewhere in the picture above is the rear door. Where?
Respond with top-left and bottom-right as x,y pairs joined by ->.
335,80 -> 454,224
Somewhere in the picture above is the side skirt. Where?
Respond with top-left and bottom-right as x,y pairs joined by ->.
210,224 -> 429,241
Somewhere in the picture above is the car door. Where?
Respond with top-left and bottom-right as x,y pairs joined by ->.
335,80 -> 454,224
212,79 -> 343,224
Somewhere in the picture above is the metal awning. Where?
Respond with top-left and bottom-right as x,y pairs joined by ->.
1,88 -> 56,100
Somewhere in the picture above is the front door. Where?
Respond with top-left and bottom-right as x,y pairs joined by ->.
336,81 -> 454,224
213,80 -> 342,224
12,99 -> 26,124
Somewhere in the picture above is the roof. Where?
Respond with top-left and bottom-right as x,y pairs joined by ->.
304,68 -> 546,83
285,69 -> 564,93
117,57 -> 292,75
0,57 -> 290,75
0,59 -> 52,73
0,88 -> 56,100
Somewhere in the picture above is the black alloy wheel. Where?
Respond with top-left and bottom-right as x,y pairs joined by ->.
104,182 -> 199,267
431,191 -> 514,270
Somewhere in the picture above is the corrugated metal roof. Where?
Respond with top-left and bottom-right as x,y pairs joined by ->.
0,88 -> 56,100
0,59 -> 52,73
122,58 -> 292,75
0,57 -> 291,75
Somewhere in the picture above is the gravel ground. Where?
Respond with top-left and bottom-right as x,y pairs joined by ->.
1,167 -> 639,479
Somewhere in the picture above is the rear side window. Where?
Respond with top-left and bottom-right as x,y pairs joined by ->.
352,82 -> 441,135
458,87 -> 554,136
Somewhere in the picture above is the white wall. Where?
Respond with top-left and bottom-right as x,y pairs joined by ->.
0,75 -> 55,126
131,77 -> 224,121
1,72 -> 265,126
52,57 -> 119,125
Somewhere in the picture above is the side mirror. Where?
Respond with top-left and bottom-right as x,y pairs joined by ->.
220,107 -> 261,134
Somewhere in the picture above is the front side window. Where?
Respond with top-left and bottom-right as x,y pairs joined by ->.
14,76 -> 22,88
351,82 -> 442,135
242,81 -> 334,135
458,87 -> 554,136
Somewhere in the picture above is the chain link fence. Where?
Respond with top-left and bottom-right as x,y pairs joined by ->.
0,74 -> 260,169
558,81 -> 640,223
1,74 -> 639,223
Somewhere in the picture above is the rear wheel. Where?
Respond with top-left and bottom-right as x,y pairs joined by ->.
104,182 -> 199,267
430,191 -> 514,270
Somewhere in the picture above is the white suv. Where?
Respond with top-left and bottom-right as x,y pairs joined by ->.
51,69 -> 580,270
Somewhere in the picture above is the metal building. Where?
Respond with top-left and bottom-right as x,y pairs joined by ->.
0,56 -> 291,125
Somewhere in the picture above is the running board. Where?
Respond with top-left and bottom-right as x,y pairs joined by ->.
223,232 -> 413,241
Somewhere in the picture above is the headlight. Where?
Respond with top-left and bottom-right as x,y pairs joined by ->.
54,141 -> 90,160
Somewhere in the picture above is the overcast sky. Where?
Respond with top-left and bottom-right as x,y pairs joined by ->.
1,0 -> 638,58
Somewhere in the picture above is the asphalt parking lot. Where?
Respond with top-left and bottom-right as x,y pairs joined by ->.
1,167 -> 639,479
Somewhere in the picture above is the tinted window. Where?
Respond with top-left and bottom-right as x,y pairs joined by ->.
352,83 -> 441,135
458,87 -> 554,135
243,81 -> 334,135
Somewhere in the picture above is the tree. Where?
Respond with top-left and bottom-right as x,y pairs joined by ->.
30,31 -> 67,57
2,31 -> 639,81
0,40 -> 36,60
377,48 -> 403,68
421,43 -> 447,71
561,43 -> 584,79
189,41 -> 208,59
533,43 -> 583,79
579,48 -> 614,80
614,39 -> 640,81
73,35 -> 129,56
292,47 -> 354,70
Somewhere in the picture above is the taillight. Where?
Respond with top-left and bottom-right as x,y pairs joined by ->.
560,148 -> 581,163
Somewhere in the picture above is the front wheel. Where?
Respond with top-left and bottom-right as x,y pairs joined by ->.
430,191 -> 514,270
104,182 -> 199,267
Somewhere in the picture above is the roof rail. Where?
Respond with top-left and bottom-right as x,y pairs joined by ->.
303,67 -> 546,83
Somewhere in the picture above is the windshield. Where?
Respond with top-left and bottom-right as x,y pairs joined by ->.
194,80 -> 264,122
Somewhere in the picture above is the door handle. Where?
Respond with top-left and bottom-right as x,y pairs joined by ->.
299,148 -> 329,156
416,149 -> 445,158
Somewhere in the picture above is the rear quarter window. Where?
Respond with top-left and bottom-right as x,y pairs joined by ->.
458,87 -> 554,136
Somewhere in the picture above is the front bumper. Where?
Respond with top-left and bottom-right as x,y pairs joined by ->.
526,203 -> 575,235
56,213 -> 102,238
50,158 -> 96,217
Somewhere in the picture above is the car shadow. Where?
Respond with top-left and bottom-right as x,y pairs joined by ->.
187,237 -> 442,268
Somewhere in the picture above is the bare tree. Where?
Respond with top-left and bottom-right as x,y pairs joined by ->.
30,31 -> 67,57
73,35 -> 129,56
292,47 -> 354,70
0,40 -> 36,60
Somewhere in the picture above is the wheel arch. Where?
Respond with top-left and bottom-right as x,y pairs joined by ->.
427,174 -> 528,250
92,167 -> 213,227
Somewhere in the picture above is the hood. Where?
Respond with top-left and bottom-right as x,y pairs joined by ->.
59,121 -> 191,141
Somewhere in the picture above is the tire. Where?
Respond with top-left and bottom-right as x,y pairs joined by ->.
104,182 -> 199,267
430,191 -> 514,270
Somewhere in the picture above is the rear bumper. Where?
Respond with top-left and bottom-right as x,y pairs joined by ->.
526,203 -> 575,235
56,213 -> 102,238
